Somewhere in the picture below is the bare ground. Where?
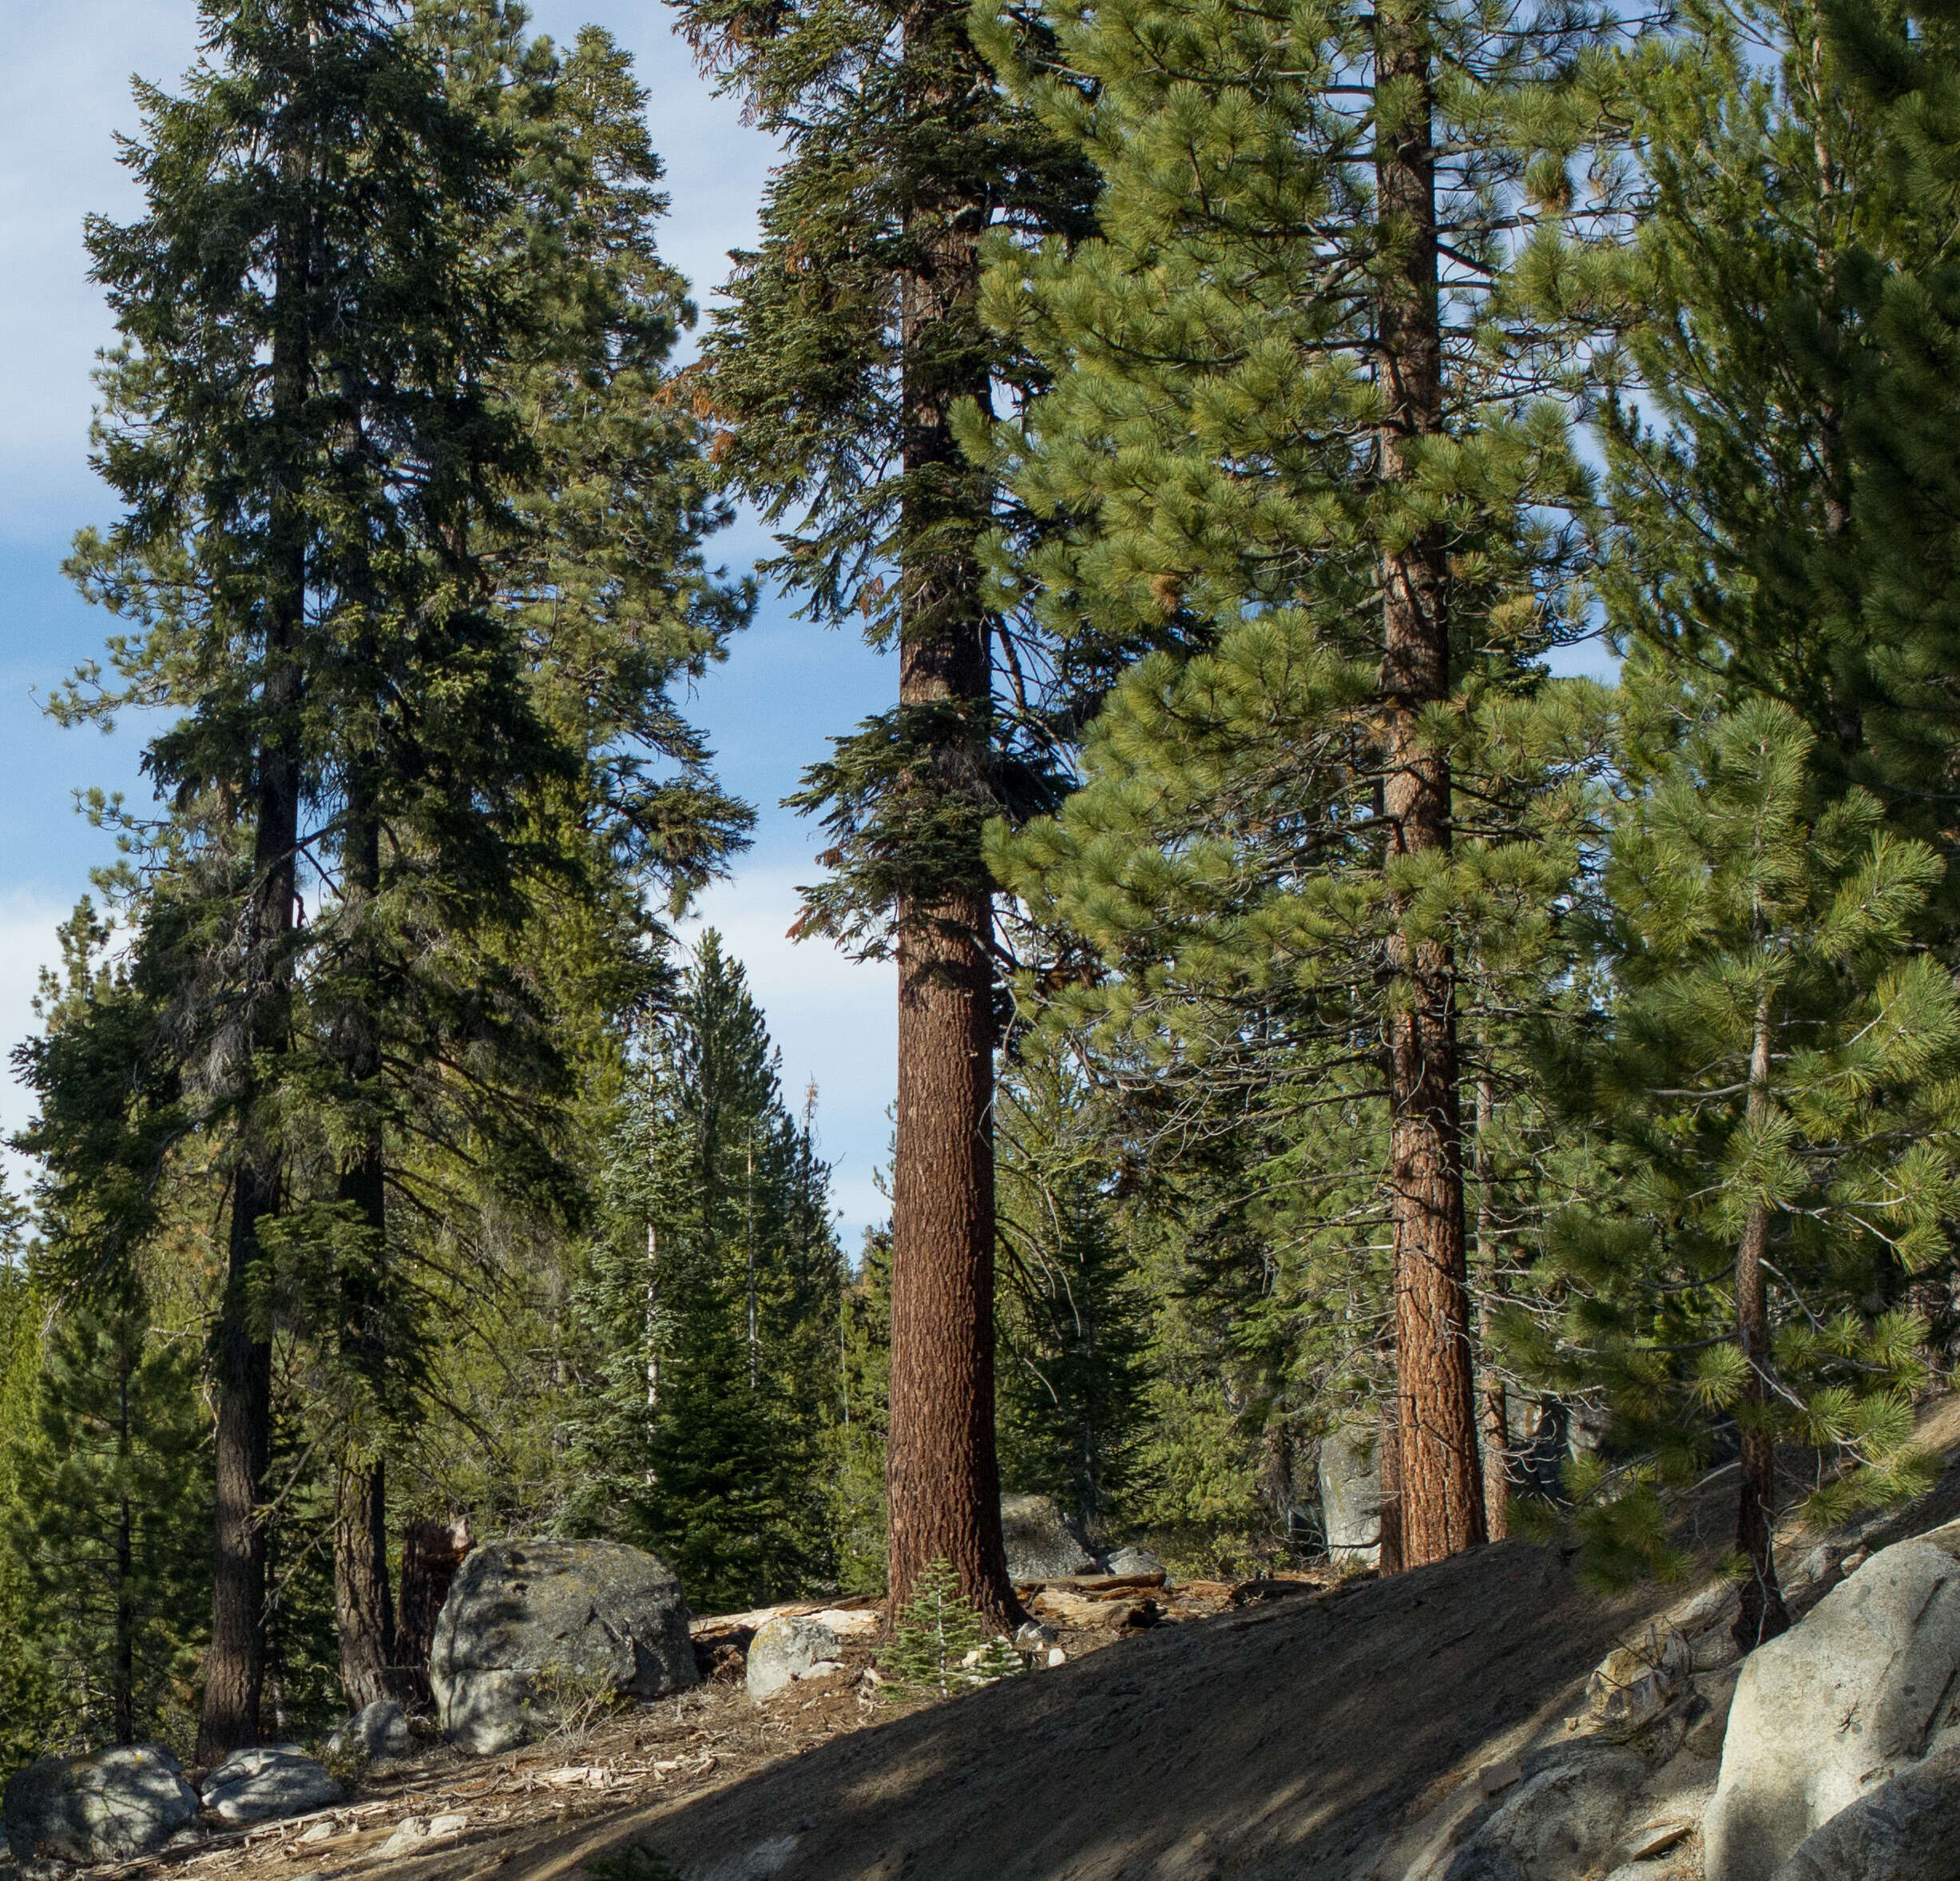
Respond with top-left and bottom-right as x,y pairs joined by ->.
76,1395 -> 1960,1881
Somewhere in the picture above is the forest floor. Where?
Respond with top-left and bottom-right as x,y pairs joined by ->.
52,1395 -> 1960,1881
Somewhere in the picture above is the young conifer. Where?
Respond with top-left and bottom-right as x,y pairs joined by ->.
1531,698 -> 1959,1650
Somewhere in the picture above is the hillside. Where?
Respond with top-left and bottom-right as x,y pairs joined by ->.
42,1397 -> 1958,1881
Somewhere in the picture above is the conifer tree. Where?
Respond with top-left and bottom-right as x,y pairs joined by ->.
1530,698 -> 1959,1650
58,0 -> 745,1748
994,1062 -> 1150,1539
565,935 -> 844,1610
8,1292 -> 209,1750
986,0 -> 1628,1564
669,0 -> 1094,1622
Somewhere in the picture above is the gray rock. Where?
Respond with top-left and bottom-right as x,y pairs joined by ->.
1704,1523 -> 1960,1881
747,1616 -> 842,1702
4,1744 -> 200,1864
1000,1493 -> 1094,1580
1683,1668 -> 1740,1761
430,1538 -> 698,1755
1321,1424 -> 1385,1569
1771,1745 -> 1960,1881
201,1745 -> 342,1826
325,1699 -> 410,1764
1102,1545 -> 1165,1578
1441,1748 -> 1647,1881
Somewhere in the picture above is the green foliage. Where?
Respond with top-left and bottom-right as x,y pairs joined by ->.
1529,697 -> 1960,1573
994,1063 -> 1151,1539
6,1291 -> 209,1754
877,1560 -> 1022,1699
563,935 -> 845,1613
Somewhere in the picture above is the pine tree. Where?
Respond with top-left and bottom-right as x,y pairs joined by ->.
669,0 -> 1096,1621
986,0 -> 1629,1564
565,935 -> 844,1611
994,1062 -> 1150,1541
8,1292 -> 209,1752
1529,697 -> 1959,1651
57,0 -> 745,1746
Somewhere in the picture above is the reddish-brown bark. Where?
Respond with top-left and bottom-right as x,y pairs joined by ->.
882,11 -> 1018,1629
1375,2 -> 1487,1569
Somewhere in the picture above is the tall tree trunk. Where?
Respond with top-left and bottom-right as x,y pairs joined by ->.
1733,987 -> 1791,1655
1375,0 -> 1486,1569
395,1516 -> 470,1708
883,8 -> 1018,1629
1377,1401 -> 1404,1577
335,1454 -> 396,1708
1474,1071 -> 1510,1541
115,1352 -> 135,1747
333,786 -> 399,1708
199,106 -> 311,1765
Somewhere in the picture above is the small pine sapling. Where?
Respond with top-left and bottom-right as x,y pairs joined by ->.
877,1561 -> 1023,1700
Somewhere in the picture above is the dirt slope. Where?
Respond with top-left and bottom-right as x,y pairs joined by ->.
383,1543 -> 1668,1881
161,1396 -> 1960,1881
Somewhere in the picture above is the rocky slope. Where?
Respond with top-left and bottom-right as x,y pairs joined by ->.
20,1399 -> 1960,1881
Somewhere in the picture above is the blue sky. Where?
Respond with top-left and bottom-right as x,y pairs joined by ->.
0,0 -> 898,1242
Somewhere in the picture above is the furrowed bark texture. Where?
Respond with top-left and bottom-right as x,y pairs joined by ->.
198,173 -> 308,1766
1474,1074 -> 1510,1542
1375,2 -> 1486,1569
335,1456 -> 397,1709
396,1517 -> 470,1703
884,6 -> 1017,1629
1733,991 -> 1791,1655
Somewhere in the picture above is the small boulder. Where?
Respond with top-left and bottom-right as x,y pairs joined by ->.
1441,1747 -> 1647,1881
379,1812 -> 469,1859
747,1616 -> 841,1702
431,1538 -> 698,1755
1771,1744 -> 1960,1881
1000,1493 -> 1094,1580
325,1699 -> 410,1764
1586,1624 -> 1691,1739
4,1745 -> 199,1865
200,1745 -> 343,1825
1103,1545 -> 1166,1578
1320,1424 -> 1385,1569
1704,1523 -> 1960,1881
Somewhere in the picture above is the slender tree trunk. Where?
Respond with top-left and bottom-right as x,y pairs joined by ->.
1474,1072 -> 1510,1541
1374,0 -> 1486,1569
883,17 -> 1018,1626
1733,987 -> 1791,1655
115,1354 -> 135,1747
333,789 -> 399,1708
335,1456 -> 396,1708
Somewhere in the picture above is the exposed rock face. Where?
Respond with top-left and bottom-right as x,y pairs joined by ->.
1000,1494 -> 1094,1580
1704,1522 -> 1960,1881
1771,1745 -> 1960,1881
1104,1545 -> 1166,1578
3,1745 -> 199,1864
747,1616 -> 842,1702
431,1538 -> 698,1754
201,1746 -> 343,1825
326,1699 -> 411,1763
1320,1424 -> 1385,1568
1586,1624 -> 1691,1740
